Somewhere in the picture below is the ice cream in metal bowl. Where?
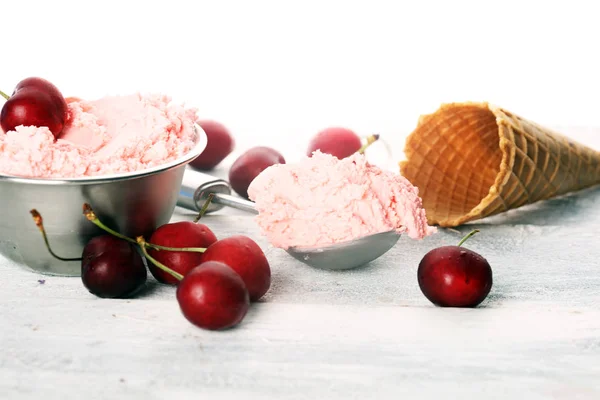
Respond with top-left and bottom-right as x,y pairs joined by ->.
0,126 -> 206,276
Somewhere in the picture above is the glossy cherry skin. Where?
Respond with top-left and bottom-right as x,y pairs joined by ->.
417,246 -> 493,307
147,221 -> 218,285
228,146 -> 285,199
176,261 -> 250,330
307,127 -> 361,159
201,235 -> 271,301
0,77 -> 68,138
14,77 -> 68,116
190,120 -> 235,170
81,235 -> 147,299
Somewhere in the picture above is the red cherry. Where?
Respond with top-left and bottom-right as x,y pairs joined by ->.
228,146 -> 285,199
147,221 -> 218,285
0,77 -> 68,138
14,77 -> 68,116
307,127 -> 362,159
417,230 -> 493,307
190,120 -> 235,170
81,235 -> 147,299
201,235 -> 271,301
176,261 -> 250,330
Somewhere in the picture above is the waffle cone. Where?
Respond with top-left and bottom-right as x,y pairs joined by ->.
399,102 -> 600,227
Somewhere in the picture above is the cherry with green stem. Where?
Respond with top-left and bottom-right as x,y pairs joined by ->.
417,229 -> 492,308
145,193 -> 218,284
30,209 -> 148,298
81,234 -> 147,298
30,209 -> 147,298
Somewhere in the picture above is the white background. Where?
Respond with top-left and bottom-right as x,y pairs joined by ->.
3,0 -> 600,161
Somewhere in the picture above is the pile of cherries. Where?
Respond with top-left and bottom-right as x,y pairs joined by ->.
32,199 -> 271,331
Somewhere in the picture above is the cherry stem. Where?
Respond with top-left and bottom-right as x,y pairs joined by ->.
136,236 -> 183,281
193,193 -> 214,223
146,243 -> 205,253
29,209 -> 82,262
358,134 -> 380,154
83,204 -> 137,245
457,229 -> 480,247
0,90 -> 9,101
82,203 -> 206,253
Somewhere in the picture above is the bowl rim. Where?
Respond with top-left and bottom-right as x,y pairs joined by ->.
0,123 -> 207,186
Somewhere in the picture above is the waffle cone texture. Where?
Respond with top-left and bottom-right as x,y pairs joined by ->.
399,102 -> 600,227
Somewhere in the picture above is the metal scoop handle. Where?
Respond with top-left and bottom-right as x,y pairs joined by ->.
178,169 -> 258,214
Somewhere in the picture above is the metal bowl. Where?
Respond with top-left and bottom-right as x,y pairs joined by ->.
0,124 -> 207,276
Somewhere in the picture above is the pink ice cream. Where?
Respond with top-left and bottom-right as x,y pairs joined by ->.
247,151 -> 436,249
0,93 -> 198,178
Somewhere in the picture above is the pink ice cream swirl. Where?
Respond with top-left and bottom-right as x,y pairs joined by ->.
247,151 -> 436,249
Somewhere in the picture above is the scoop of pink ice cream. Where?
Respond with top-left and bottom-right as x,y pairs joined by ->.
0,93 -> 198,178
247,151 -> 436,249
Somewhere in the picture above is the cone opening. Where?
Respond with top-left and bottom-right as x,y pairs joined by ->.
400,103 -> 504,226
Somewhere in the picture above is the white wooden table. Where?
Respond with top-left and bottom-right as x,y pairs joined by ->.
2,128 -> 600,400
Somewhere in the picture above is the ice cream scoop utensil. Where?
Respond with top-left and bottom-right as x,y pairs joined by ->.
178,170 -> 258,214
284,230 -> 399,270
178,169 -> 400,270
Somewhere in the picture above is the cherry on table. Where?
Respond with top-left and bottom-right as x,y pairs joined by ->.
81,235 -> 147,299
228,146 -> 285,199
30,209 -> 147,299
201,235 -> 271,301
147,221 -> 217,285
190,120 -> 235,170
307,127 -> 362,159
31,205 -> 255,331
176,261 -> 250,330
417,230 -> 493,308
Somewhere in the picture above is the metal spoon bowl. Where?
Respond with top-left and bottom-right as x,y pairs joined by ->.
285,230 -> 400,270
178,169 -> 401,270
